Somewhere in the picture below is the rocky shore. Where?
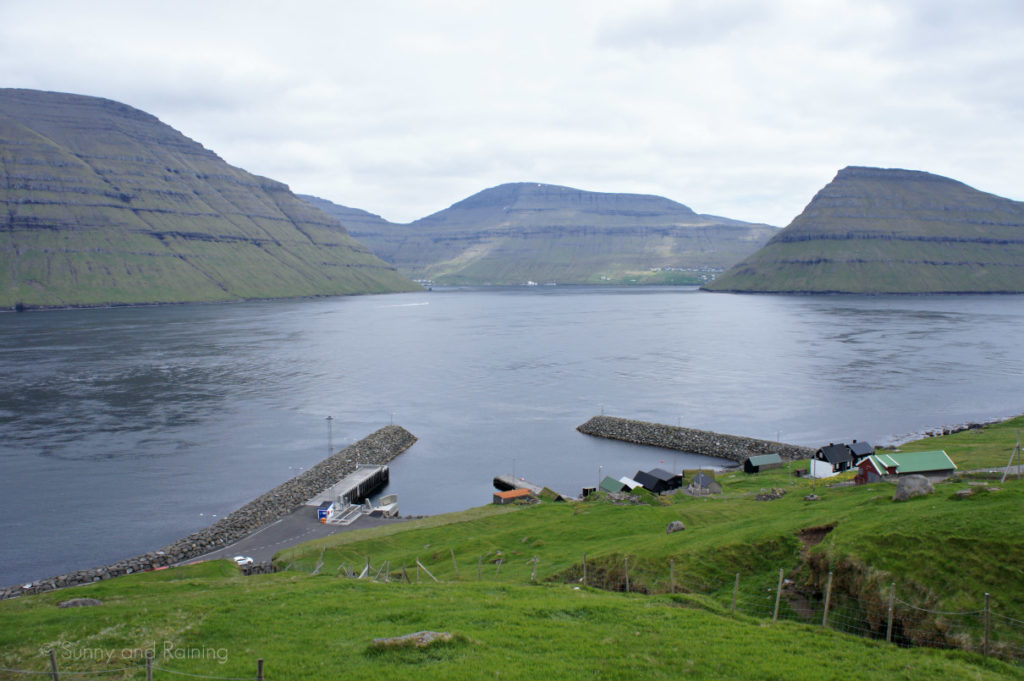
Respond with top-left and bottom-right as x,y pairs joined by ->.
1,425 -> 417,600
577,416 -> 814,463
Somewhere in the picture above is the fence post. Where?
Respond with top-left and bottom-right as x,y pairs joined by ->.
416,559 -> 439,583
731,573 -> 739,613
582,553 -> 587,586
624,556 -> 630,593
451,548 -> 459,579
984,592 -> 991,657
257,658 -> 264,681
670,559 -> 675,594
822,571 -> 833,628
772,568 -> 784,623
146,649 -> 153,681
886,582 -> 896,643
48,648 -> 60,681
416,558 -> 421,584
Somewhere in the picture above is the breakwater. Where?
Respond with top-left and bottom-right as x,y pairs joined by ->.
1,425 -> 417,600
577,416 -> 814,464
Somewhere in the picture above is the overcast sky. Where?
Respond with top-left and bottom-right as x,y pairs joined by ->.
2,0 -> 1022,225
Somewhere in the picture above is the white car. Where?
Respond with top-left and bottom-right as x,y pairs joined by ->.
233,555 -> 254,567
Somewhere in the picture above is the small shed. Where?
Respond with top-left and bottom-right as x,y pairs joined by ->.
633,468 -> 683,493
647,467 -> 683,491
743,453 -> 784,474
317,500 -> 336,521
599,476 -> 628,493
493,488 -> 535,505
618,476 -> 643,491
688,472 -> 722,495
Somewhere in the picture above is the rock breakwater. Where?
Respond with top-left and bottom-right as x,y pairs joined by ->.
577,416 -> 813,464
1,425 -> 417,600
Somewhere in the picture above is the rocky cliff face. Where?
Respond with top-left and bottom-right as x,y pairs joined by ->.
0,89 -> 418,309
705,166 -> 1024,293
308,183 -> 777,285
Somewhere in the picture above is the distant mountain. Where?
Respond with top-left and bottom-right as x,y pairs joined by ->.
704,166 -> 1024,294
305,183 -> 777,285
0,89 -> 418,309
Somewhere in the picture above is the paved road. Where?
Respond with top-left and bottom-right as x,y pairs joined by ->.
185,508 -> 409,565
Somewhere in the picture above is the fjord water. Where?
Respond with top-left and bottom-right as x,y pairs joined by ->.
2,287 -> 1024,586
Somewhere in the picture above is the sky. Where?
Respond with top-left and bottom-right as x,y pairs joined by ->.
1,0 -> 1022,226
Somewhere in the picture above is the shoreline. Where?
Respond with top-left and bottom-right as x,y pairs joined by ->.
0,425 -> 417,600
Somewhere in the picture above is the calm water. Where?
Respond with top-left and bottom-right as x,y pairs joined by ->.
2,287 -> 1024,586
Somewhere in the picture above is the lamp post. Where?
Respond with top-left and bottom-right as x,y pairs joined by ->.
326,415 -> 334,457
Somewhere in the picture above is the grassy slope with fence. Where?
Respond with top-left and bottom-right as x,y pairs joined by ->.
2,416 -> 1024,680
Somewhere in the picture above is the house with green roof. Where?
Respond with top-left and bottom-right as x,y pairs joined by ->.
855,450 -> 957,484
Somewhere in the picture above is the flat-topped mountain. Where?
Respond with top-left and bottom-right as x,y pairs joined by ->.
0,89 -> 418,309
307,183 -> 777,285
705,166 -> 1024,293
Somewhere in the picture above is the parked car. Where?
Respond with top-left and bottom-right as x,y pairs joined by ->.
233,555 -> 254,567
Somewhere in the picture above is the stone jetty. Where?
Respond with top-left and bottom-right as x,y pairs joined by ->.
577,416 -> 813,464
1,425 -> 417,600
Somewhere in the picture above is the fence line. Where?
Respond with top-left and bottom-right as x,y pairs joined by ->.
291,549 -> 1024,664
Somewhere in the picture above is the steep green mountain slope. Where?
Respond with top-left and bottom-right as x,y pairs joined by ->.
705,166 -> 1024,293
306,183 -> 778,285
0,89 -> 418,309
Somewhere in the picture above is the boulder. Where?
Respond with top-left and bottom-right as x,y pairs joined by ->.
372,631 -> 452,648
58,598 -> 103,608
893,475 -> 934,502
666,520 -> 686,534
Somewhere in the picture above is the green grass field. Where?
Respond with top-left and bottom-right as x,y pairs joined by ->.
3,417 -> 1024,680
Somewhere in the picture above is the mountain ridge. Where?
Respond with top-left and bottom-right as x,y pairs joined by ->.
703,166 -> 1024,294
306,182 -> 778,285
0,88 -> 419,309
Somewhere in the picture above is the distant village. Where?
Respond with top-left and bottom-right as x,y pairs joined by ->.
492,439 -> 958,505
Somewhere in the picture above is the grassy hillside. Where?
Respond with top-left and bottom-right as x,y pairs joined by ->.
306,184 -> 777,285
1,562 -> 1017,680
3,418 -> 1023,679
705,166 -> 1024,293
0,89 -> 419,309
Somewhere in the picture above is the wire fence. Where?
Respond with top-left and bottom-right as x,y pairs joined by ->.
284,549 -> 1024,665
5,552 -> 1020,678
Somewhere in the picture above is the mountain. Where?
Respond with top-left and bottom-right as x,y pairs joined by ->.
704,166 -> 1024,294
306,183 -> 778,285
0,89 -> 418,309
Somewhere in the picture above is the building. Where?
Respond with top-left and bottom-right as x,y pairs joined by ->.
317,500 -> 336,521
648,467 -> 684,491
856,450 -> 957,484
493,488 -> 535,505
812,440 -> 875,478
688,471 -> 722,495
813,443 -> 854,476
743,453 -> 784,474
633,468 -> 683,494
599,476 -> 628,493
848,440 -> 874,463
618,476 -> 643,491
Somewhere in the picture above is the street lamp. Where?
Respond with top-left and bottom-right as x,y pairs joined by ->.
326,415 -> 334,456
